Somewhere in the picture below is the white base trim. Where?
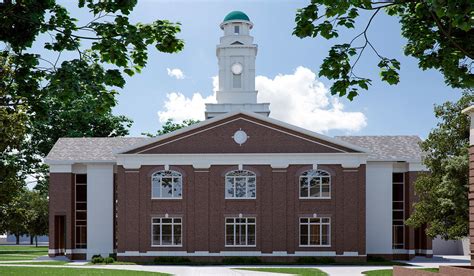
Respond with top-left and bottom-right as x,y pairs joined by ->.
415,249 -> 433,255
392,249 -> 416,254
65,249 -> 87,254
117,251 -> 366,257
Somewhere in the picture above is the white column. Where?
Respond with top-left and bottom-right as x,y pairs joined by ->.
86,164 -> 114,259
366,162 -> 393,254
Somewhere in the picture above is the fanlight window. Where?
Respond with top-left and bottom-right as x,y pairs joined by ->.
225,170 -> 256,199
299,170 -> 331,199
152,170 -> 182,199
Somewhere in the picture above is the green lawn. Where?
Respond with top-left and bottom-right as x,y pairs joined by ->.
0,267 -> 170,275
0,246 -> 48,261
0,261 -> 67,265
363,268 -> 439,276
236,268 -> 328,276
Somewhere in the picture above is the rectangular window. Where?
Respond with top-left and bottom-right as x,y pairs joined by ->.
75,174 -> 87,249
392,172 -> 405,249
299,217 -> 330,247
225,217 -> 256,246
151,217 -> 182,246
234,25 -> 240,35
233,74 -> 241,88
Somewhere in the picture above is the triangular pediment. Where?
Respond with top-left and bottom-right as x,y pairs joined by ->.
119,112 -> 366,155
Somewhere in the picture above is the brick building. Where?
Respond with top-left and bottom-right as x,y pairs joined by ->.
46,11 -> 431,261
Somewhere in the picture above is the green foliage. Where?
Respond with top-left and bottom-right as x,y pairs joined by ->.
104,257 -> 115,264
91,255 -> 104,264
0,0 -> 183,201
221,257 -> 262,265
294,1 -> 473,99
0,189 -> 30,243
144,119 -> 200,137
26,190 -> 49,246
406,90 -> 473,239
153,256 -> 191,264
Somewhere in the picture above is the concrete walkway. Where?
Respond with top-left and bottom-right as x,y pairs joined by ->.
0,255 -> 470,276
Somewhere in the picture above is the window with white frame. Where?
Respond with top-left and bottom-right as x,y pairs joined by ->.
225,170 -> 256,199
151,217 -> 182,246
299,217 -> 330,246
299,170 -> 331,199
151,170 -> 182,199
225,217 -> 256,246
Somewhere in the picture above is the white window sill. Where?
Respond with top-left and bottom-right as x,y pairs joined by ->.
151,197 -> 183,200
151,245 -> 183,247
224,245 -> 257,248
298,245 -> 332,248
299,197 -> 331,200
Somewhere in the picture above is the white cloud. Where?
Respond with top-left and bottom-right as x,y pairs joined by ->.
157,67 -> 367,133
166,68 -> 185,79
157,77 -> 217,123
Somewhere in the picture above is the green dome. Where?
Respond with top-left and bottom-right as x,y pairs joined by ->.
223,11 -> 250,22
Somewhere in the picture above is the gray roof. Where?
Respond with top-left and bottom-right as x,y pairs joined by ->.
336,135 -> 423,162
45,137 -> 150,163
46,135 -> 423,163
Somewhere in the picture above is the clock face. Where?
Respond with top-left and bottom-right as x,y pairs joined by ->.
231,63 -> 243,75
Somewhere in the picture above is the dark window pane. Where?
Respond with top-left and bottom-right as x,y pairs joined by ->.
76,185 -> 87,201
393,202 -> 404,210
392,173 -> 404,183
393,210 -> 404,220
76,202 -> 87,211
76,174 -> 87,184
76,211 -> 87,220
309,178 -> 320,197
393,184 -> 404,201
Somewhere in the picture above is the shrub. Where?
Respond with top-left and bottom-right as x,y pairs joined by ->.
296,257 -> 334,264
221,257 -> 262,265
108,253 -> 117,261
104,257 -> 115,264
91,255 -> 104,264
153,256 -> 191,264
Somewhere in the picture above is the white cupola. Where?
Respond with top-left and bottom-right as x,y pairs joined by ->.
205,11 -> 270,119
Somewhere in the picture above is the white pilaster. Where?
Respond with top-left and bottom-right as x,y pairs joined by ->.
86,163 -> 114,259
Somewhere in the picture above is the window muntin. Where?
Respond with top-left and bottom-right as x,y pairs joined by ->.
225,217 -> 256,247
151,217 -> 182,246
225,170 -> 256,199
152,170 -> 182,199
75,174 -> 87,249
392,172 -> 405,249
299,217 -> 330,247
299,170 -> 331,199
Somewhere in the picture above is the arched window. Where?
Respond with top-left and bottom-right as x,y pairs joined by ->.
299,170 -> 331,199
152,170 -> 182,199
225,170 -> 256,199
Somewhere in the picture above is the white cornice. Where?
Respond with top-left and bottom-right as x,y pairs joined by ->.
116,152 -> 367,170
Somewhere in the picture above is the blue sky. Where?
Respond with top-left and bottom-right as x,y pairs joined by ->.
54,0 -> 462,138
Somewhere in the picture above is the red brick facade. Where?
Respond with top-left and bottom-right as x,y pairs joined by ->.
115,163 -> 366,261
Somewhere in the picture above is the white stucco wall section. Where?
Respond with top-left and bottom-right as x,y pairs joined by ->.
87,164 -> 114,259
366,162 -> 393,254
